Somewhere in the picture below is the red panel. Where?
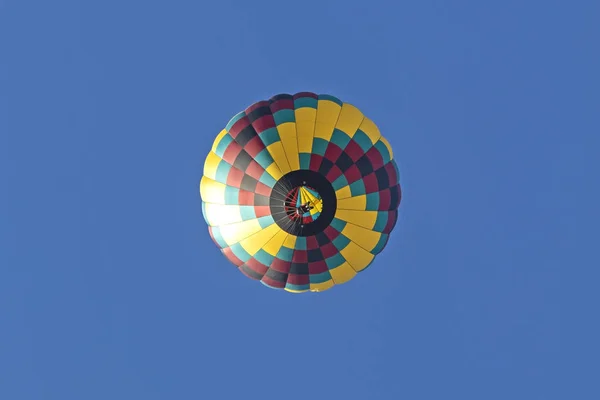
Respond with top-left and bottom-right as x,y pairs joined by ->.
320,243 -> 338,259
245,258 -> 269,275
254,206 -> 271,218
222,141 -> 243,165
344,140 -> 365,162
293,92 -> 318,100
244,135 -> 266,158
383,210 -> 398,234
306,236 -> 320,250
286,273 -> 309,285
379,189 -> 391,210
292,250 -> 308,263
225,168 -> 244,188
261,275 -> 285,289
255,182 -> 272,197
344,164 -> 363,184
325,165 -> 343,183
238,190 -> 255,206
245,160 -> 264,181
270,258 -> 292,274
323,142 -> 343,163
363,172 -> 380,194
309,154 -> 323,172
252,115 -> 276,133
270,99 -> 294,113
384,162 -> 398,187
228,116 -> 250,138
222,247 -> 244,267
309,261 -> 329,274
366,146 -> 385,171
324,225 -> 341,240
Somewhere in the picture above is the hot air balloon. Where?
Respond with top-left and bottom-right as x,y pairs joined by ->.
199,92 -> 401,293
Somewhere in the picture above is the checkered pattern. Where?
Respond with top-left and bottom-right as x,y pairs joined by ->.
200,92 -> 401,293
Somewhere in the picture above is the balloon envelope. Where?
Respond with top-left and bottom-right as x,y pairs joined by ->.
200,92 -> 401,293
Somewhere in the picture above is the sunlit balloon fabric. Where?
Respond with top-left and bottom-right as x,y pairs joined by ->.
200,92 -> 401,293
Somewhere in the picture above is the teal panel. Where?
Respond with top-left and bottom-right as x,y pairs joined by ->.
366,193 -> 380,211
311,138 -> 329,156
259,127 -> 280,146
294,97 -> 318,109
325,253 -> 345,269
229,243 -> 252,262
214,134 -> 233,158
318,94 -> 343,106
330,129 -> 351,149
353,129 -> 374,152
309,271 -> 332,283
273,109 -> 295,125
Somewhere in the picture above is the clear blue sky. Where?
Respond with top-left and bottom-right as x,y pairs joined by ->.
1,1 -> 599,399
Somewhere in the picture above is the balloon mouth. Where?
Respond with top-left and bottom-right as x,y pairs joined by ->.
269,170 -> 337,237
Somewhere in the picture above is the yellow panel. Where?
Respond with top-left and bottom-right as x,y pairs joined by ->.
203,203 -> 242,226
329,262 -> 357,284
358,117 -> 381,144
277,122 -> 300,171
239,223 -> 281,256
341,242 -> 375,272
296,108 -> 316,154
211,129 -> 228,152
337,195 -> 367,210
265,161 -> 284,182
379,136 -> 394,160
335,103 -> 364,137
283,234 -> 297,249
341,223 -> 382,252
335,209 -> 377,230
218,219 -> 263,246
285,287 -> 309,293
262,230 -> 289,256
335,186 -> 352,200
317,99 -> 343,124
202,152 -> 222,180
310,280 -> 334,292
199,176 -> 226,205
265,142 -> 290,176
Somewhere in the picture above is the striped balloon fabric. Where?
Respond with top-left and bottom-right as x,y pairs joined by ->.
200,92 -> 401,293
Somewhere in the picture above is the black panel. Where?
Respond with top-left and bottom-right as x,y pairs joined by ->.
235,125 -> 258,147
375,167 -> 390,190
315,232 -> 331,246
355,155 -> 374,177
265,268 -> 287,283
334,151 -> 354,172
269,93 -> 293,102
290,262 -> 309,275
233,150 -> 253,171
269,169 -> 337,237
246,106 -> 271,122
254,195 -> 270,206
240,265 -> 263,280
389,185 -> 401,210
240,175 -> 259,193
307,248 -> 323,263
318,157 -> 334,177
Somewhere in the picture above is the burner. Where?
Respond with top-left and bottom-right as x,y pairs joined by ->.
269,169 -> 337,236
